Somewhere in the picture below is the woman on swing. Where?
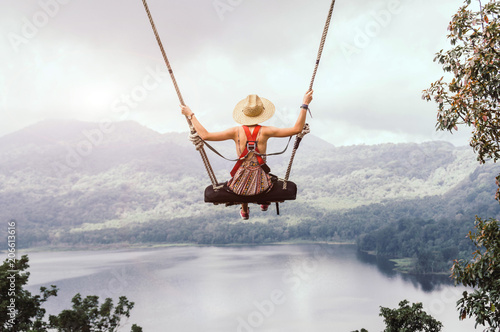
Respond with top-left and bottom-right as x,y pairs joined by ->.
180,89 -> 313,220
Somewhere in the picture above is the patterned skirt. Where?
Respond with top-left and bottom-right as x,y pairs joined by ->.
227,155 -> 273,196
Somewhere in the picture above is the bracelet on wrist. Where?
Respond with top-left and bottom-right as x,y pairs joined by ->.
300,104 -> 312,118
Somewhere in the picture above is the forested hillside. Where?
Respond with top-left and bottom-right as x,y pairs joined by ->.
1,119 -> 499,272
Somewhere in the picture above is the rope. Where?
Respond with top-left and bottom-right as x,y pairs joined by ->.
141,0 -> 185,108
189,132 -> 204,151
309,0 -> 336,91
141,0 -> 335,192
141,0 -> 219,188
283,124 -> 310,189
298,123 -> 311,139
284,0 -> 336,189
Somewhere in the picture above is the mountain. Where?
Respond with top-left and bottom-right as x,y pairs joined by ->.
1,119 -> 499,248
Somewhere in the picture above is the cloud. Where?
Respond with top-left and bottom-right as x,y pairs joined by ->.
1,0 -> 470,148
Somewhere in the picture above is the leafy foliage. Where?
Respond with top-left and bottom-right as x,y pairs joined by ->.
357,217 -> 475,274
0,255 -> 57,331
0,255 -> 141,331
48,294 -> 139,332
379,300 -> 443,332
424,0 -> 500,329
422,0 -> 500,188
452,217 -> 500,330
353,300 -> 443,332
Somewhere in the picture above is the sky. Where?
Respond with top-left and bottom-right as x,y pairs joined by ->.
1,0 -> 476,147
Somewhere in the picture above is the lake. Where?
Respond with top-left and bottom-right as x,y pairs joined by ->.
25,244 -> 479,331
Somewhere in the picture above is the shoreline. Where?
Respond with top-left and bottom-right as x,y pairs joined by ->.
359,250 -> 452,276
12,240 -> 356,254
8,241 -> 454,277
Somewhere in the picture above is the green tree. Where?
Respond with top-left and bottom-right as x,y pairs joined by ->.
379,300 -> 443,332
414,249 -> 443,274
451,217 -> 500,330
0,255 -> 142,331
0,255 -> 57,331
423,0 -> 500,329
422,0 -> 500,192
48,294 -> 138,332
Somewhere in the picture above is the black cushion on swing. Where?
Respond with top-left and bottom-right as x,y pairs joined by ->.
204,179 -> 297,205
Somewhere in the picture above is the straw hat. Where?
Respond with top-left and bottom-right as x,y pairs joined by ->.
232,94 -> 275,125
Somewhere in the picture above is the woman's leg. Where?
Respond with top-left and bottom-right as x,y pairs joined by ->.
240,203 -> 249,220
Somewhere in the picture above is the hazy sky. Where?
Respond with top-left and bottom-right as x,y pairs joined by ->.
1,0 -> 475,146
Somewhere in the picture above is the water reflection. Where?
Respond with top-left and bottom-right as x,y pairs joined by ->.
24,245 -> 475,332
356,250 -> 454,292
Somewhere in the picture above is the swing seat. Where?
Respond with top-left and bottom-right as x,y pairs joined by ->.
204,179 -> 297,206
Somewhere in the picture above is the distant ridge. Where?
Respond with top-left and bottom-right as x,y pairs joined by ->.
0,119 -> 165,149
1,119 -> 499,248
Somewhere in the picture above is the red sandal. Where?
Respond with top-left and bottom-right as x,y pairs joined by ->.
240,207 -> 249,220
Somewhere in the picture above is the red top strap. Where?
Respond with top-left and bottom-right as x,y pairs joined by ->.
230,125 -> 265,177
242,125 -> 261,143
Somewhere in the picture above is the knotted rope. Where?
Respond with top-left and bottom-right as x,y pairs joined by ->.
141,0 -> 219,187
189,132 -> 204,151
298,123 -> 311,138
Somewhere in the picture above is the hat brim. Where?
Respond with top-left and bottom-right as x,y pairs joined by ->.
232,96 -> 275,125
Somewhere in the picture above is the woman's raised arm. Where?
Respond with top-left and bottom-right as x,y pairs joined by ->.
180,105 -> 237,141
262,90 -> 313,138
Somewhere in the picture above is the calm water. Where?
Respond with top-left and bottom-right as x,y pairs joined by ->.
24,245 -> 479,331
